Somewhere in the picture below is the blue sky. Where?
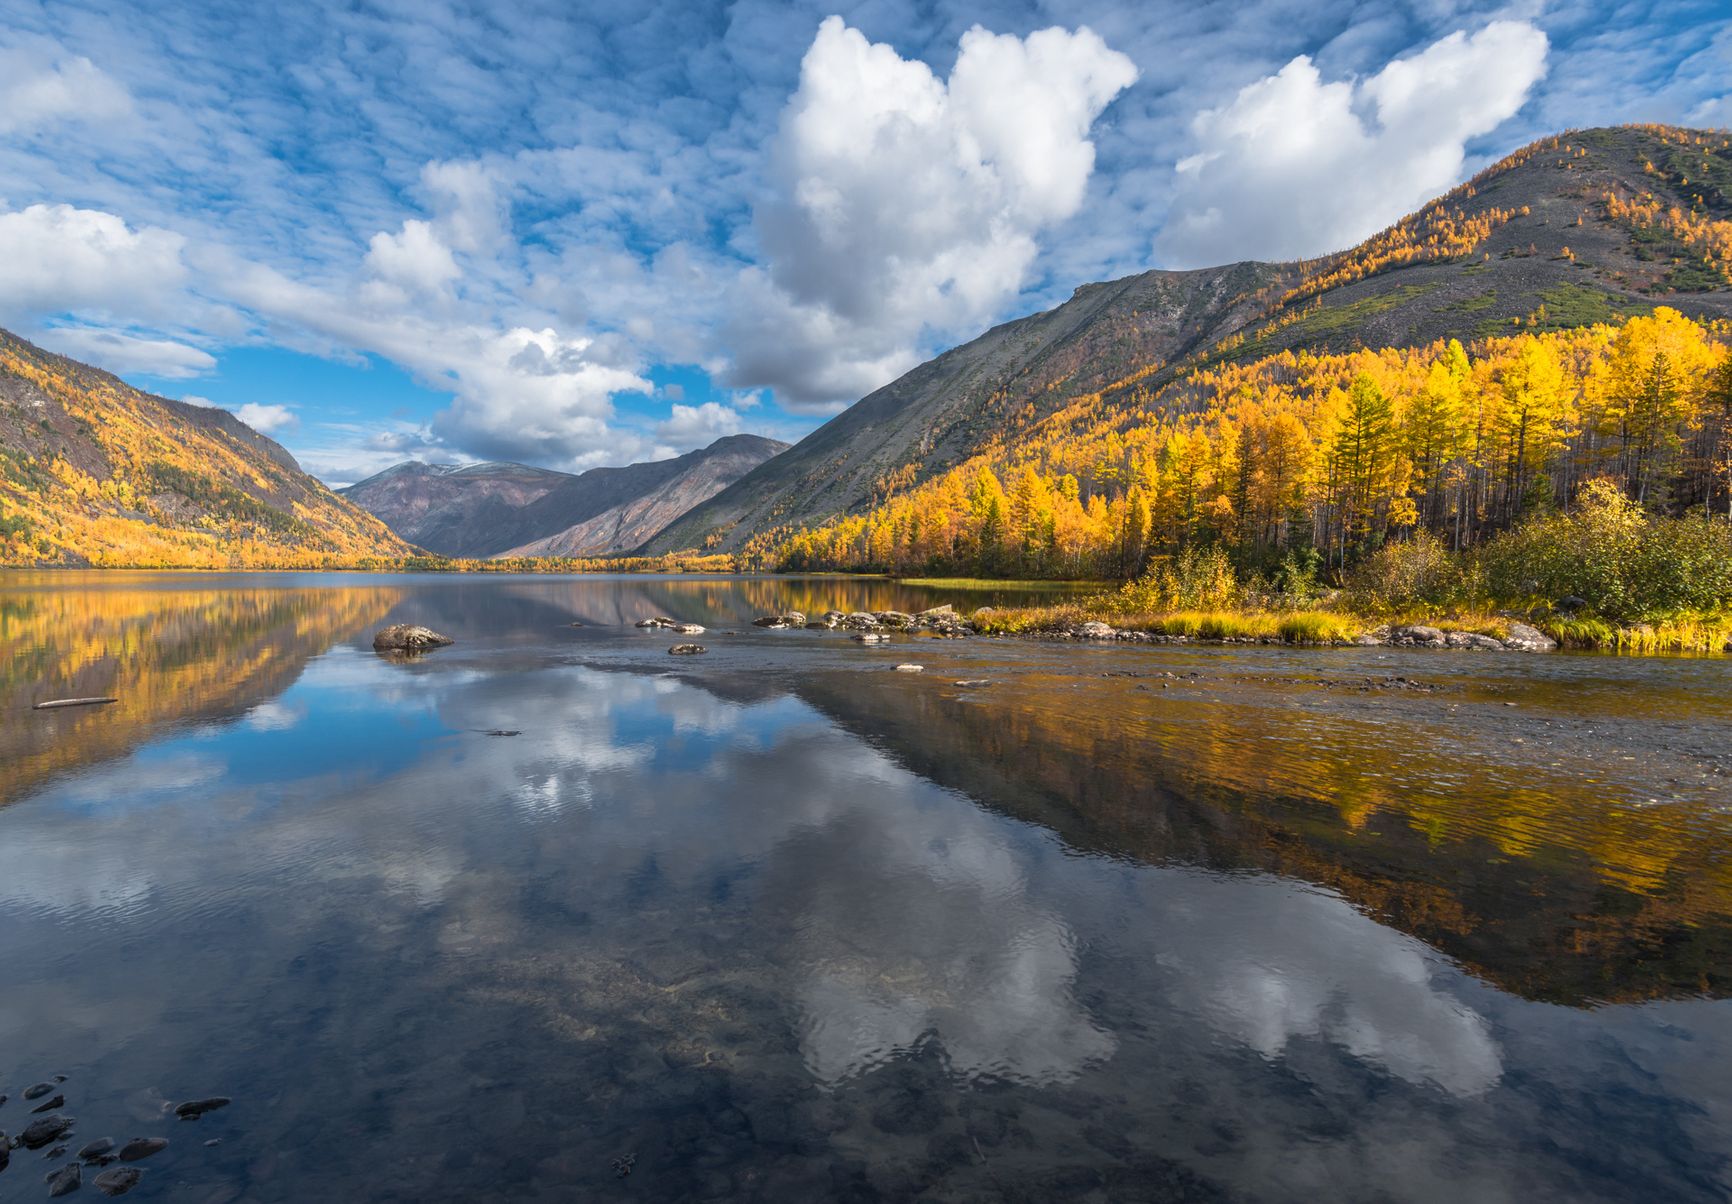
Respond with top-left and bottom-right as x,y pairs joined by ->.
0,0 -> 1727,485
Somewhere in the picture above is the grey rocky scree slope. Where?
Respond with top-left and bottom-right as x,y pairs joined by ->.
644,125 -> 1732,554
342,433 -> 787,558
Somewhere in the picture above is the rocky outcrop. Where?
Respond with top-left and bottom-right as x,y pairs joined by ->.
752,612 -> 806,629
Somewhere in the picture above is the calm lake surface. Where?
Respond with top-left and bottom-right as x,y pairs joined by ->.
2,571 -> 1730,1202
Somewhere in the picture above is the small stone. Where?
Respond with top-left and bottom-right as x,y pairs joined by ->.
953,679 -> 992,688
94,1167 -> 142,1196
668,643 -> 707,655
32,1095 -> 65,1114
203,1139 -> 221,1148
47,1161 -> 81,1196
45,1146 -> 67,1159
117,1138 -> 167,1162
482,729 -> 520,737
173,1098 -> 231,1121
853,632 -> 889,643
21,1117 -> 74,1150
894,664 -> 923,672
671,623 -> 705,635
78,1139 -> 115,1160
23,1085 -> 55,1102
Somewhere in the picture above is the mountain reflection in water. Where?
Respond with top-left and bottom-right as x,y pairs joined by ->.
1,572 -> 1729,1203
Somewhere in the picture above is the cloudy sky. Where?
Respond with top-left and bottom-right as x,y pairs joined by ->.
1,0 -> 1728,484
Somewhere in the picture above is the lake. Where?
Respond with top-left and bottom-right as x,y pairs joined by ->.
2,571 -> 1730,1202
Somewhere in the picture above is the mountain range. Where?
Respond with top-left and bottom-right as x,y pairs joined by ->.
2,124 -> 1726,568
339,434 -> 788,559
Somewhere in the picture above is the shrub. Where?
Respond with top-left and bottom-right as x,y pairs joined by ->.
1111,545 -> 1241,614
1479,478 -> 1732,620
1342,531 -> 1468,616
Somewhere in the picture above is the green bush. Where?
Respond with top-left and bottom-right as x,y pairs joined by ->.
1478,478 -> 1732,621
1342,531 -> 1468,616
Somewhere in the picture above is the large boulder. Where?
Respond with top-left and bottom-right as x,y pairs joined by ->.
1389,625 -> 1447,648
1075,620 -> 1116,639
874,610 -> 915,629
1502,622 -> 1557,652
841,612 -> 881,630
373,624 -> 454,652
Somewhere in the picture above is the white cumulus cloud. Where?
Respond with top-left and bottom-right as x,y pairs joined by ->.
1158,20 -> 1550,268
733,16 -> 1137,408
654,400 -> 743,450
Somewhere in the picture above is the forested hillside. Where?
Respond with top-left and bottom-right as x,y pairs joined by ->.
652,125 -> 1732,562
767,308 -> 1731,578
0,329 -> 414,566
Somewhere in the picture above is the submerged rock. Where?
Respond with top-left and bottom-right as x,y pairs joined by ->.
31,1095 -> 65,1114
668,643 -> 707,655
21,1117 -> 74,1150
94,1166 -> 142,1196
117,1138 -> 167,1162
1502,622 -> 1557,652
372,624 -> 454,652
173,1098 -> 230,1121
24,1084 -> 55,1102
46,1161 -> 81,1197
78,1139 -> 115,1160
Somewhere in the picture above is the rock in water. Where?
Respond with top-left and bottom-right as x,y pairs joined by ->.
668,644 -> 706,655
24,1084 -> 55,1101
1502,622 -> 1558,652
371,624 -> 454,652
0,1138 -> 9,1173
173,1098 -> 230,1121
21,1117 -> 74,1150
47,1161 -> 81,1196
94,1167 -> 142,1196
117,1138 -> 167,1162
31,1094 -> 65,1113
894,664 -> 923,673
1075,621 -> 1116,639
78,1138 -> 115,1160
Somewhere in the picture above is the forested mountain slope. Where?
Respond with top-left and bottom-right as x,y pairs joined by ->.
0,329 -> 413,566
646,125 -> 1732,555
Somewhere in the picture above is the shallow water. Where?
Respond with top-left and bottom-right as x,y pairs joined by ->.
2,571 -> 1730,1202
